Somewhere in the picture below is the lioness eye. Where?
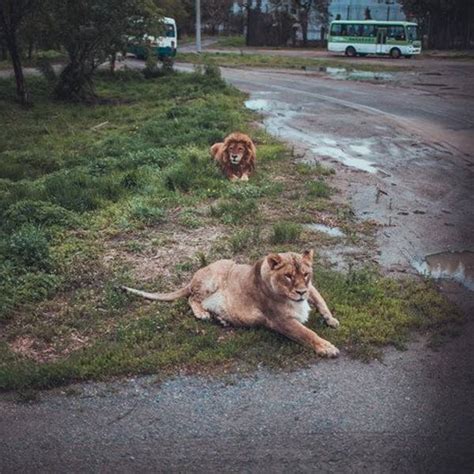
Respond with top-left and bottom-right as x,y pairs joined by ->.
285,273 -> 293,280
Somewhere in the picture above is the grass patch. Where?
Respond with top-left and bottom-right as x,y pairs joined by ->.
177,52 -> 408,73
0,66 -> 464,392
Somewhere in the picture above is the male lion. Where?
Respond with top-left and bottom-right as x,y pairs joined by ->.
210,132 -> 256,182
122,250 -> 340,357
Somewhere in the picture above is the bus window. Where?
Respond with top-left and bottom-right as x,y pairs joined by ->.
406,25 -> 420,41
387,25 -> 405,41
331,23 -> 342,36
347,24 -> 356,36
362,24 -> 375,37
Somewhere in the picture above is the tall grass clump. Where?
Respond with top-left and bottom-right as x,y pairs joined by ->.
271,221 -> 303,244
306,180 -> 331,198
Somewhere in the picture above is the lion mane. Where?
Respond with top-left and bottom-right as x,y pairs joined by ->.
210,132 -> 256,181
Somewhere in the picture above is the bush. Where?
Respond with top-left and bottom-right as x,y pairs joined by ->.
8,225 -> 51,270
271,222 -> 302,244
3,200 -> 78,231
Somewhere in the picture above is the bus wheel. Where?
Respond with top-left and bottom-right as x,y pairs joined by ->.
345,46 -> 357,57
390,48 -> 401,59
404,55 -> 412,59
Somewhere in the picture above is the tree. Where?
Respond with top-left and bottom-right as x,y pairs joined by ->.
399,0 -> 473,49
0,0 -> 39,105
202,0 -> 234,35
46,0 -> 161,101
291,0 -> 329,47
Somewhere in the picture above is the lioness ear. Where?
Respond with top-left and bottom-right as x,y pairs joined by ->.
267,253 -> 282,270
302,249 -> 314,264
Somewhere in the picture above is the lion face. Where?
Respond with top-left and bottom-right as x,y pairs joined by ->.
262,250 -> 314,302
226,141 -> 247,165
222,133 -> 255,167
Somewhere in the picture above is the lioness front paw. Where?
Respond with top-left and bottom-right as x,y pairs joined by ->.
316,341 -> 340,358
240,174 -> 249,182
326,317 -> 340,328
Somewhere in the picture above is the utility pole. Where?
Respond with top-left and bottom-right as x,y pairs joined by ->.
196,0 -> 202,53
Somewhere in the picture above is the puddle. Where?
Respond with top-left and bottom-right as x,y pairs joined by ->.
245,95 -> 380,174
305,224 -> 345,237
412,250 -> 474,291
311,145 -> 378,174
245,99 -> 273,111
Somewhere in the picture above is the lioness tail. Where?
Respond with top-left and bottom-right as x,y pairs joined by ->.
120,285 -> 191,301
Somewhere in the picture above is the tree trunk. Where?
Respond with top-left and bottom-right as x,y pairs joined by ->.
6,32 -> 29,106
110,52 -> 116,74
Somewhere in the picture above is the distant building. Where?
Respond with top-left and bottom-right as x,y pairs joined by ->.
233,0 -> 406,43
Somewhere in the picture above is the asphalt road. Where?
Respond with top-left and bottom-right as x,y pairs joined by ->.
1,57 -> 473,473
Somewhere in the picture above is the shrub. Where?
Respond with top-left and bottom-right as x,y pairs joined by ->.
8,225 -> 51,270
271,222 -> 302,244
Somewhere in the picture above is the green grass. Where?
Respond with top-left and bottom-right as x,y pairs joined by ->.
0,68 -> 465,392
177,51 -> 408,73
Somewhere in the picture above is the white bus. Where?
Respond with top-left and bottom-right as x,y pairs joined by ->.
328,20 -> 421,58
128,17 -> 177,60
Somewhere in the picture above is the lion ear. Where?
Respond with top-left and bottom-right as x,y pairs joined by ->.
267,253 -> 282,270
302,249 -> 314,264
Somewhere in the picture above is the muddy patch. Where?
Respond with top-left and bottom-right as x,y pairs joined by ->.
412,250 -> 474,291
104,225 -> 226,283
304,66 -> 400,82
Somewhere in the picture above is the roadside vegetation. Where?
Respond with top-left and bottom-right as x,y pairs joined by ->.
177,51 -> 408,73
0,64 -> 463,392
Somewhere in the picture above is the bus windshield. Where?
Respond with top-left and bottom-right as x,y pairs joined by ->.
406,25 -> 420,41
164,23 -> 175,38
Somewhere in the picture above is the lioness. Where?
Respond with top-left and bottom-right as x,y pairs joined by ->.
122,250 -> 340,357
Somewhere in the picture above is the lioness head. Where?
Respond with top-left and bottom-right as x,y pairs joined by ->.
223,133 -> 255,166
261,250 -> 314,302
